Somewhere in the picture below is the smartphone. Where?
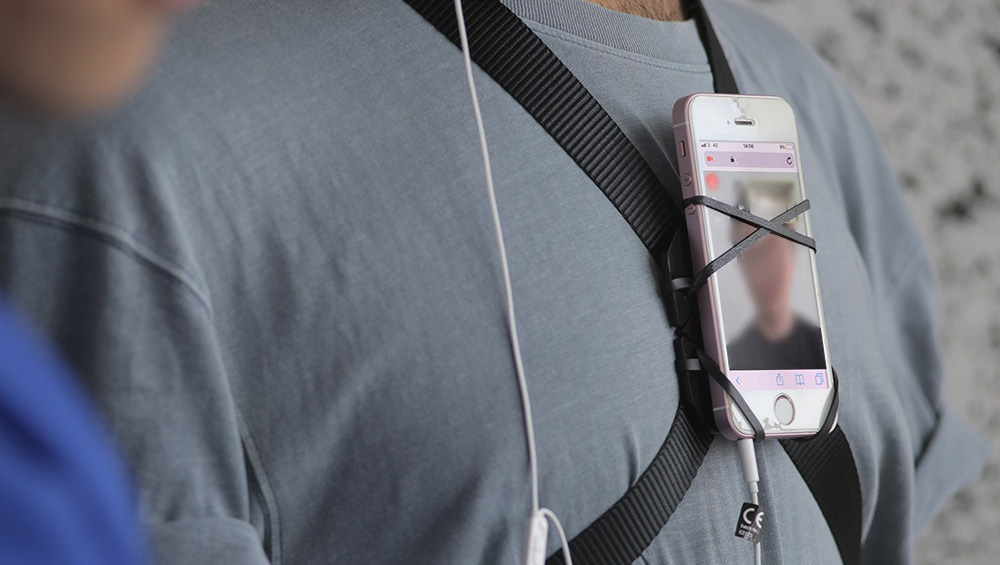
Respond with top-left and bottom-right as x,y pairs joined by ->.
672,94 -> 835,440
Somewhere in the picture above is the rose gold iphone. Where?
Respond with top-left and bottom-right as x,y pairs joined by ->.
673,94 -> 835,440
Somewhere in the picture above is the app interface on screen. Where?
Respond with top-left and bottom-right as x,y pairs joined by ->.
698,141 -> 829,391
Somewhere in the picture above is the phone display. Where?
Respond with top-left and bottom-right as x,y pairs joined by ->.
698,141 -> 829,391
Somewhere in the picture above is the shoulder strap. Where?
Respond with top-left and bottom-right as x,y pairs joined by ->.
403,0 -> 683,257
403,1 -> 862,563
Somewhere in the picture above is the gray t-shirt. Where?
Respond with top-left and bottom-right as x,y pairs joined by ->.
0,0 -> 987,564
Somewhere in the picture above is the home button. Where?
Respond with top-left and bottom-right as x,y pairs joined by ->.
774,394 -> 795,425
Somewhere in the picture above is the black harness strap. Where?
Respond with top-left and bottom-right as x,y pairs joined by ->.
403,1 -> 862,563
402,0 -> 683,258
546,404 -> 712,565
782,424 -> 861,565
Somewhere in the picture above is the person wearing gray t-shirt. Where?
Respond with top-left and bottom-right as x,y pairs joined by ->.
0,0 -> 987,563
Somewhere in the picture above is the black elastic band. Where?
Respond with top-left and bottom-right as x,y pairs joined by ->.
683,197 -> 814,296
695,347 -> 766,439
685,195 -> 816,249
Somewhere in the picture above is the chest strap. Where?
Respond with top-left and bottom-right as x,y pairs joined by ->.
402,0 -> 862,563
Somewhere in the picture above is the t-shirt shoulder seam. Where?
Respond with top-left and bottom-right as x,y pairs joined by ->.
0,196 -> 213,317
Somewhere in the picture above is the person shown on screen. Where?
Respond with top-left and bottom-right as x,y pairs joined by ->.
725,188 -> 826,371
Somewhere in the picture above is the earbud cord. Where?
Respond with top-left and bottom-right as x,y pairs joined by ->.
452,1 -> 572,564
738,438 -> 763,565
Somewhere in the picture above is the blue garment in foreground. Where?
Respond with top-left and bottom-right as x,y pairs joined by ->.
0,296 -> 148,565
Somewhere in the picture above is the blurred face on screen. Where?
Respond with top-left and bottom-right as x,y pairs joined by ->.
733,221 -> 796,337
0,0 -> 195,117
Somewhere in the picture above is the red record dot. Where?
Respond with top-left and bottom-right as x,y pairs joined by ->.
706,173 -> 719,190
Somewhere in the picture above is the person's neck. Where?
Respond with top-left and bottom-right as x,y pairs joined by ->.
755,310 -> 796,342
583,0 -> 689,21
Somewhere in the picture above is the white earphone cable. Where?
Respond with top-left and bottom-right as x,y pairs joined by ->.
451,1 -> 572,564
738,438 -> 763,565
450,0 -> 539,515
540,508 -> 573,565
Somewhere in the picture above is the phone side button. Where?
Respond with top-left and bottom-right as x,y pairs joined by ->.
774,394 -> 795,425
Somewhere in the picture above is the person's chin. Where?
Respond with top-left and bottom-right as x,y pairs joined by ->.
0,3 -> 178,119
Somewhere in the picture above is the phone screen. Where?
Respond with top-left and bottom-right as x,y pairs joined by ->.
697,140 -> 830,392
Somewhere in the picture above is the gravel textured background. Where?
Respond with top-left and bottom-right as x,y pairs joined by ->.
729,0 -> 1000,562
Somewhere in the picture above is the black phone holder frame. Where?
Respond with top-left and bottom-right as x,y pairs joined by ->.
661,194 -> 840,441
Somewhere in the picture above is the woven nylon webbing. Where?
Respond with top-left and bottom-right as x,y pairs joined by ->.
781,429 -> 861,565
403,1 -> 862,563
546,404 -> 712,565
403,0 -> 683,259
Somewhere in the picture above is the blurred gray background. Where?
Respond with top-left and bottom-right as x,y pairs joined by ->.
730,0 -> 1000,562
